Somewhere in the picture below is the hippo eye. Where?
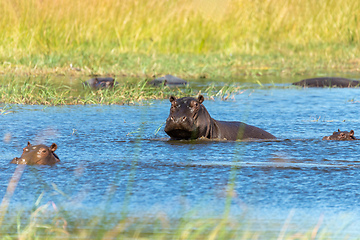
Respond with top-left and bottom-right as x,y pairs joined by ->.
25,148 -> 29,152
32,147 -> 36,149
190,101 -> 199,108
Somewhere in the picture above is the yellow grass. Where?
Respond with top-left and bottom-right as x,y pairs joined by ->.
0,0 -> 359,76
1,0 -> 359,54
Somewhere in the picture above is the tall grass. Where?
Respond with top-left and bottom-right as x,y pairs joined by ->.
0,0 -> 359,76
0,193 -> 344,239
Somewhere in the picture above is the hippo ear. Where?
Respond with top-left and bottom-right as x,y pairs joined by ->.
27,141 -> 31,146
169,96 -> 176,102
350,130 -> 355,136
338,129 -> 341,132
50,143 -> 57,152
198,95 -> 204,104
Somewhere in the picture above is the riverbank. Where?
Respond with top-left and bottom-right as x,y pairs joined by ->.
1,52 -> 359,80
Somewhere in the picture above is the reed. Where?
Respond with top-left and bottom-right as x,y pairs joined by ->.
0,76 -> 247,105
0,201 -> 341,239
0,0 -> 359,76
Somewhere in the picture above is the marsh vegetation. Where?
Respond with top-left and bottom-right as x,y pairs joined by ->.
1,0 -> 360,239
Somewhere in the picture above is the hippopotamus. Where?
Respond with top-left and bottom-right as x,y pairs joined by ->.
292,77 -> 360,88
149,75 -> 187,87
10,142 -> 60,165
322,129 -> 357,140
164,95 -> 276,140
83,77 -> 116,89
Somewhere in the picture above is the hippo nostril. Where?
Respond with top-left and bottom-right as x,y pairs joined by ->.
182,116 -> 187,121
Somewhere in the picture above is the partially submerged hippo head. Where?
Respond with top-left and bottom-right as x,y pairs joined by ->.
83,77 -> 115,89
11,142 -> 60,165
164,95 -> 206,139
322,129 -> 356,141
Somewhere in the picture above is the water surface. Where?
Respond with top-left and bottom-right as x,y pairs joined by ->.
1,84 -> 360,237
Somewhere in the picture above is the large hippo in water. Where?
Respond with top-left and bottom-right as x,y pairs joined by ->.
10,142 -> 60,165
83,77 -> 116,89
149,75 -> 187,87
164,95 -> 276,140
292,77 -> 360,88
322,129 -> 357,140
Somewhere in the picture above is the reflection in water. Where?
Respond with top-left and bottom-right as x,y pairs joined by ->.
1,88 -> 360,236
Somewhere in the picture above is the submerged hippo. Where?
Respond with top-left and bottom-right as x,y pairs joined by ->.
292,77 -> 360,88
83,77 -> 115,89
11,142 -> 60,165
149,75 -> 187,87
164,95 -> 276,140
322,129 -> 357,141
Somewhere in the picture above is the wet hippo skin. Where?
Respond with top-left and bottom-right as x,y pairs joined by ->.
292,77 -> 360,88
11,142 -> 60,165
164,95 -> 276,140
83,77 -> 115,89
322,129 -> 357,140
149,75 -> 187,86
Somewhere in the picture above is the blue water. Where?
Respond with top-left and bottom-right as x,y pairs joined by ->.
1,85 -> 360,237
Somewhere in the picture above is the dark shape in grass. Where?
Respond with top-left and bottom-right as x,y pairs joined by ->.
10,142 -> 60,165
83,77 -> 116,89
292,77 -> 360,88
164,95 -> 276,140
149,74 -> 187,87
322,129 -> 357,140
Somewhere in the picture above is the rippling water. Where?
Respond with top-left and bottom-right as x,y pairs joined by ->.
1,84 -> 360,237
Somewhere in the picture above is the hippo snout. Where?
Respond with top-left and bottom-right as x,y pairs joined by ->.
169,116 -> 187,124
10,157 -> 19,164
164,115 -> 196,139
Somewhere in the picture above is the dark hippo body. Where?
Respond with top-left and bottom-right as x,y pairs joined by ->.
292,77 -> 360,88
11,142 -> 60,165
83,77 -> 116,89
149,75 -> 187,87
322,129 -> 357,141
164,95 -> 276,141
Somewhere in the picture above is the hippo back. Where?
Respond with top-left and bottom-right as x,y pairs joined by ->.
292,77 -> 360,88
213,120 -> 276,140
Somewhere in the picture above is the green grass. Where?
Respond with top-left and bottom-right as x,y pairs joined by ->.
0,0 -> 359,77
0,75 -> 249,105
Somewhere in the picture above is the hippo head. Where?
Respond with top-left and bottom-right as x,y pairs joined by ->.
164,95 -> 211,139
322,129 -> 356,141
10,142 -> 60,165
97,79 -> 114,88
84,77 -> 115,89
